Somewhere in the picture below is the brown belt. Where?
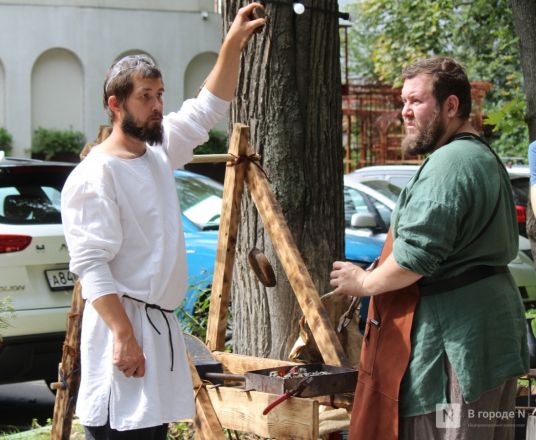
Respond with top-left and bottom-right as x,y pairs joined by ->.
418,265 -> 509,296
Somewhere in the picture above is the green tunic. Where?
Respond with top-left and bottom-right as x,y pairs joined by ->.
391,136 -> 529,417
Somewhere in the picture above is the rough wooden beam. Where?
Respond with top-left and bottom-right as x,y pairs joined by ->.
206,124 -> 250,351
245,161 -> 350,367
207,386 -> 319,439
51,281 -> 84,440
212,351 -> 300,374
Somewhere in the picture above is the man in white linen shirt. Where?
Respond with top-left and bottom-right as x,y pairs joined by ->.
61,4 -> 265,439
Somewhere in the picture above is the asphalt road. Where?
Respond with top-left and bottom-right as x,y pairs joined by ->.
0,380 -> 55,433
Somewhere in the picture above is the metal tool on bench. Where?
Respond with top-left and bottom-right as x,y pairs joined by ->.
185,333 -> 224,381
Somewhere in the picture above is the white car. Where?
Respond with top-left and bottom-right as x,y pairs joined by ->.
344,167 -> 536,307
0,157 -> 75,385
343,177 -> 398,242
347,163 -> 530,237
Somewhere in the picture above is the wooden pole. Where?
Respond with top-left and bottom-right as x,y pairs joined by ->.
50,281 -> 84,440
205,124 -> 250,351
190,153 -> 260,164
189,355 -> 226,439
245,158 -> 350,367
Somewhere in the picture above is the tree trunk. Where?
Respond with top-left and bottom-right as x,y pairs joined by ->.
511,0 -> 536,250
223,1 -> 345,359
511,0 -> 536,141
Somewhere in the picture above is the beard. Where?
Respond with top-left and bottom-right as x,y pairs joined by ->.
401,108 -> 445,156
121,107 -> 163,146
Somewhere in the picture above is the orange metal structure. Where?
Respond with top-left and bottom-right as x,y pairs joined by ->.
341,81 -> 492,173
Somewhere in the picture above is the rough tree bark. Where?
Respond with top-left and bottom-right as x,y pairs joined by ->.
223,0 -> 345,360
511,0 -> 536,141
511,1 -> 536,249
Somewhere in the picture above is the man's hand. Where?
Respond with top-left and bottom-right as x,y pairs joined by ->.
330,261 -> 368,297
226,3 -> 267,50
204,2 -> 266,101
331,255 -> 423,297
113,333 -> 145,378
92,293 -> 146,378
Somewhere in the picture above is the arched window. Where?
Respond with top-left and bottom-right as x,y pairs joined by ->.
31,48 -> 84,132
184,52 -> 217,99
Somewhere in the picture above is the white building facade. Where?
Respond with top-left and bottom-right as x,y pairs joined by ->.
0,0 -> 222,156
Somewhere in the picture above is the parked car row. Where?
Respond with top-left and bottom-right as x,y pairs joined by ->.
2,155 -> 534,386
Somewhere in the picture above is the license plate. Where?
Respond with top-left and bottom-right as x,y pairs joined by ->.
45,269 -> 76,291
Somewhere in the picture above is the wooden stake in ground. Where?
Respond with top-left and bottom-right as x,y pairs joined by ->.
50,281 -> 84,440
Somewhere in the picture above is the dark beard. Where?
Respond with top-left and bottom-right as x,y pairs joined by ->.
121,110 -> 163,146
401,109 -> 445,156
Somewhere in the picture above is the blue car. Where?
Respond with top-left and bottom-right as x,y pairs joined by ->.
174,169 -> 223,314
176,169 -> 384,316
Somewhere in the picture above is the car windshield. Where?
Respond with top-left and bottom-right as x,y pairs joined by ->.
175,174 -> 223,230
359,180 -> 401,202
0,166 -> 71,224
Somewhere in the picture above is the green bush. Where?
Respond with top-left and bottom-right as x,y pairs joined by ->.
177,272 -> 232,350
31,127 -> 86,161
193,130 -> 227,155
0,127 -> 13,156
178,273 -> 213,341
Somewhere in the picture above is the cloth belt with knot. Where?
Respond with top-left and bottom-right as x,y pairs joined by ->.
123,295 -> 176,371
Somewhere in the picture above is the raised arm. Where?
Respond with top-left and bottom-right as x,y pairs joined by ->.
204,2 -> 266,101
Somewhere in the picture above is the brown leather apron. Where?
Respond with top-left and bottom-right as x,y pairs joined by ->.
349,231 -> 420,440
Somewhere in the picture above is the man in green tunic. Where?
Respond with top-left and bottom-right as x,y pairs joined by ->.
331,57 -> 528,439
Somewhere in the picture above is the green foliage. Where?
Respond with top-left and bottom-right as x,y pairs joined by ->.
344,0 -> 528,156
168,422 -> 196,439
31,127 -> 86,160
177,272 -> 232,351
178,281 -> 212,341
193,130 -> 227,155
0,127 -> 13,156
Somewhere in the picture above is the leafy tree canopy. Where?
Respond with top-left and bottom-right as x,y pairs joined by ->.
344,0 -> 528,157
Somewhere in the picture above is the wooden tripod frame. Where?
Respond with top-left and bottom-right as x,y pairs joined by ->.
192,123 -> 351,439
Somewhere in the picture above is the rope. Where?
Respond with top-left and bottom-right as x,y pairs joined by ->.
227,153 -> 271,183
123,295 -> 176,371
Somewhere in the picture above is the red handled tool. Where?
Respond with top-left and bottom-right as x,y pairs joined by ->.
262,375 -> 313,415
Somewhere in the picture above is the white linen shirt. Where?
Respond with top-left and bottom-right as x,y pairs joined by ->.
61,88 -> 228,430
